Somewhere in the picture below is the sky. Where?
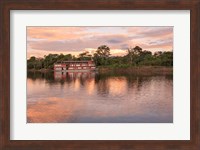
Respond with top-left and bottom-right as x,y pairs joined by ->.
27,26 -> 173,58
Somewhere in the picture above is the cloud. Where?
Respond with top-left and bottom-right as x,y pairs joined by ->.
28,34 -> 131,51
120,44 -> 129,50
107,39 -> 123,44
27,27 -> 173,57
148,39 -> 173,46
27,27 -> 87,41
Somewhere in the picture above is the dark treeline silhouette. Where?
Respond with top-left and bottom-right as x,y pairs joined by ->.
27,45 -> 173,70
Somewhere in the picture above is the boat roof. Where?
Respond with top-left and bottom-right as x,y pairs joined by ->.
55,60 -> 93,63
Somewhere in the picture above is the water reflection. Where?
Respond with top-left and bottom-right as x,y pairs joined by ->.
27,71 -> 173,123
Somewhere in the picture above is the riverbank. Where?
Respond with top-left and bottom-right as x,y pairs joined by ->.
28,68 -> 53,73
98,66 -> 173,75
28,66 -> 173,75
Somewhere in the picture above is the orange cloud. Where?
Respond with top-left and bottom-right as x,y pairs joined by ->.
27,27 -> 173,58
27,27 -> 87,41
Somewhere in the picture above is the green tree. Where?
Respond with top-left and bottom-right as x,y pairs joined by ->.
160,51 -> 173,66
78,51 -> 92,60
57,53 -> 65,62
96,45 -> 110,57
138,50 -> 153,66
27,56 -> 37,69
94,45 -> 110,66
127,46 -> 143,65
64,54 -> 73,61
43,54 -> 59,69
27,46 -> 173,70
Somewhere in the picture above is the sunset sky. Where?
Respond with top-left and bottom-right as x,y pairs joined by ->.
27,27 -> 173,58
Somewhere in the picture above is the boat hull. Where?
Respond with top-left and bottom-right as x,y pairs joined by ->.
54,69 -> 97,72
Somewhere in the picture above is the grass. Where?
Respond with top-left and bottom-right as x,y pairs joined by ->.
98,66 -> 173,75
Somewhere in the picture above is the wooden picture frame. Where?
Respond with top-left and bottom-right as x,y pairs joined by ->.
0,0 -> 199,149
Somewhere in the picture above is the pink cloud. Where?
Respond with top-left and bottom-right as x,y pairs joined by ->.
27,27 -> 87,41
27,27 -> 173,57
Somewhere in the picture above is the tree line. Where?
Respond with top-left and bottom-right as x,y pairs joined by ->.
27,45 -> 173,70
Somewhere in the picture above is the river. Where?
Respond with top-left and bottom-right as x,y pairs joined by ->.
27,71 -> 173,123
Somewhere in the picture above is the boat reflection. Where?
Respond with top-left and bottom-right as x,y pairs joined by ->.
54,71 -> 96,81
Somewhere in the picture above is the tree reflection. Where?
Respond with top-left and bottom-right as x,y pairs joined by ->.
27,71 -> 172,98
95,74 -> 110,97
27,71 -> 173,123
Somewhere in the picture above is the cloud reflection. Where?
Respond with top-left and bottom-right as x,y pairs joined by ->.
27,72 -> 173,123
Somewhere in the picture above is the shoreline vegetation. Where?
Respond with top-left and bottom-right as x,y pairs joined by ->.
28,66 -> 173,76
98,66 -> 173,75
27,45 -> 173,75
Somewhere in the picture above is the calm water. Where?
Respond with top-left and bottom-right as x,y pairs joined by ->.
27,71 -> 173,123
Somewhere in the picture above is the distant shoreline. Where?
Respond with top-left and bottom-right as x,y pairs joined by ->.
28,68 -> 53,72
28,66 -> 173,75
98,66 -> 173,75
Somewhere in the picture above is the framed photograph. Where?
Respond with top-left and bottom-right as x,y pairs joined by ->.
1,0 -> 200,149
